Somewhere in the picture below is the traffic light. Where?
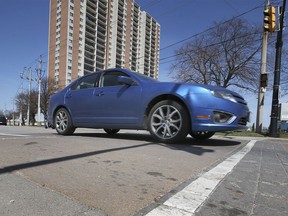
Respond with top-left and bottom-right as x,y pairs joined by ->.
260,73 -> 268,88
264,6 -> 276,33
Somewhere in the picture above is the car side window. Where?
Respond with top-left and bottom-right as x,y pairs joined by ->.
101,71 -> 129,87
71,74 -> 98,90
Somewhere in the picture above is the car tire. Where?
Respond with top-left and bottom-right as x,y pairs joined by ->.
104,129 -> 120,135
190,131 -> 215,140
55,108 -> 75,135
148,100 -> 189,143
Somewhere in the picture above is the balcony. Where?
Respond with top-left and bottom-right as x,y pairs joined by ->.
96,48 -> 105,57
85,33 -> 95,42
84,65 -> 94,73
97,33 -> 106,42
86,15 -> 96,23
96,63 -> 104,71
86,10 -> 96,18
96,55 -> 105,62
118,0 -> 124,8
84,45 -> 95,54
98,9 -> 107,20
86,4 -> 96,14
84,58 -> 94,67
86,39 -> 95,47
98,16 -> 106,26
86,25 -> 96,35
87,0 -> 97,7
84,52 -> 95,60
86,22 -> 96,30
97,44 -> 105,52
98,0 -> 107,11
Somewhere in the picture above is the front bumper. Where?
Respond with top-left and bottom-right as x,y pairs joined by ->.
191,106 -> 250,132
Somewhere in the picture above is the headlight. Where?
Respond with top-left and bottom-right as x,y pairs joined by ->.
211,90 -> 237,103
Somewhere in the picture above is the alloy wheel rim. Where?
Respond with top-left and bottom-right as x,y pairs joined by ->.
56,111 -> 68,132
151,105 -> 182,139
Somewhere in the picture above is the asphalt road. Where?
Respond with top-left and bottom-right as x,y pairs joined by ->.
0,126 -> 251,216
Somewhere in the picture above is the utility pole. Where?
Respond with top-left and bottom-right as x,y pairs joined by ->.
270,0 -> 286,137
12,98 -> 15,126
20,67 -> 33,126
19,72 -> 24,126
27,67 -> 33,126
256,0 -> 270,133
37,55 -> 43,126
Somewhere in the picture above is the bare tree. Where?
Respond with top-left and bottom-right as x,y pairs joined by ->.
41,76 -> 57,116
15,92 -> 27,125
29,89 -> 38,124
170,18 -> 262,92
41,77 -> 51,116
14,76 -> 56,125
277,45 -> 288,97
15,90 -> 38,125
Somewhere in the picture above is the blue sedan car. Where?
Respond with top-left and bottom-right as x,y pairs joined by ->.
47,68 -> 249,143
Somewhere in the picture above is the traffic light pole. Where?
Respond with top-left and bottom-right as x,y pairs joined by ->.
256,0 -> 269,133
269,0 -> 286,137
256,31 -> 268,133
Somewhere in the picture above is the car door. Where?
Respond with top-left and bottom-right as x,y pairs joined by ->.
93,71 -> 142,127
64,73 -> 99,126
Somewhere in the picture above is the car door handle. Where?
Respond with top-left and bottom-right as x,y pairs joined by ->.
95,91 -> 104,97
65,94 -> 72,99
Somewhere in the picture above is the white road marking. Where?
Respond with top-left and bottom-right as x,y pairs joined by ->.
145,140 -> 257,216
0,133 -> 30,137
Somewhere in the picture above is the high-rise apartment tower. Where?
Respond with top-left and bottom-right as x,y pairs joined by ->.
48,0 -> 160,89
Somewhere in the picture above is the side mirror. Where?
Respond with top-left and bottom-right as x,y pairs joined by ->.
118,76 -> 135,86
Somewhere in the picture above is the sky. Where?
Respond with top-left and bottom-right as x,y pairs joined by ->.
0,0 -> 286,128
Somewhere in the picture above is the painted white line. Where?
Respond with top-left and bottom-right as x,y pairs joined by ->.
145,140 -> 257,216
0,133 -> 30,137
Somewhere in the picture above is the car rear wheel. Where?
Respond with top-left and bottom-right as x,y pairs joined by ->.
148,100 -> 189,143
104,129 -> 120,135
55,108 -> 75,135
190,131 -> 215,140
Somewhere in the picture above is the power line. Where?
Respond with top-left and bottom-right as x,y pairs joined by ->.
160,4 -> 264,52
159,32 -> 263,64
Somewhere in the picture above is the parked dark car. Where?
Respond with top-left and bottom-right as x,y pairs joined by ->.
0,116 -> 7,126
47,68 -> 250,143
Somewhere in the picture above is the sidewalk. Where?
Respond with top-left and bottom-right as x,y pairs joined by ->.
0,172 -> 107,216
195,139 -> 288,216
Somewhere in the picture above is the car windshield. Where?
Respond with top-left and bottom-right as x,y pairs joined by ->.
132,72 -> 159,82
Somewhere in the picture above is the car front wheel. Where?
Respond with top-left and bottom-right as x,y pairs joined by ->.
148,100 -> 189,143
55,108 -> 75,135
190,131 -> 215,140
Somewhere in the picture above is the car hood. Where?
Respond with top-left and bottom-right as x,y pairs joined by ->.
149,82 -> 240,95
